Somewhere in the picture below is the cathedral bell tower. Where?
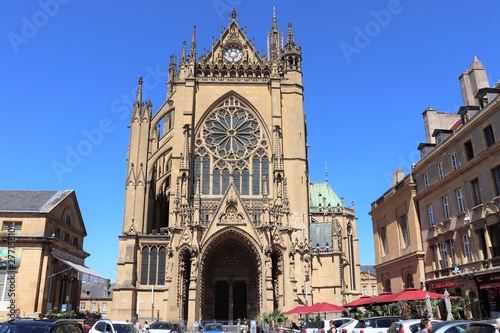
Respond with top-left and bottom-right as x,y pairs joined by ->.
112,9 -> 310,322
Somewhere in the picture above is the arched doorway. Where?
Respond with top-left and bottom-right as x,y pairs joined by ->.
201,234 -> 260,321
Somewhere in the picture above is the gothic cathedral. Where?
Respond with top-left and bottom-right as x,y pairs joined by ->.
112,9 -> 362,322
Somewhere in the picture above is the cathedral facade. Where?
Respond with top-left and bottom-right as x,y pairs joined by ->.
112,10 -> 361,322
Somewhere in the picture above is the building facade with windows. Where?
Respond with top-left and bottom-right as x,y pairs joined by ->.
413,57 -> 500,318
370,170 -> 426,294
370,56 -> 499,319
359,265 -> 377,297
0,190 -> 105,319
111,10 -> 362,323
80,281 -> 113,319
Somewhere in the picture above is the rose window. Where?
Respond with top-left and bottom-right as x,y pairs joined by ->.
202,107 -> 263,159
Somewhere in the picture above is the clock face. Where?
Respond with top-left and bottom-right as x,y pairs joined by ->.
224,47 -> 242,62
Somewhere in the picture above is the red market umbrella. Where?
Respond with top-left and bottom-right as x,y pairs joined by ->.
345,293 -> 393,307
344,296 -> 375,307
307,302 -> 347,313
373,288 -> 446,303
285,304 -> 310,315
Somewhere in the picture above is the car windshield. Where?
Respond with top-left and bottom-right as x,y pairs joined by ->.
150,323 -> 173,330
305,322 -> 322,329
113,324 -> 140,333
464,326 -> 496,333
0,323 -> 51,333
432,323 -> 469,333
203,324 -> 223,331
338,322 -> 354,329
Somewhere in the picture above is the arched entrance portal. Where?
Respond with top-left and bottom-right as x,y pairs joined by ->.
201,236 -> 260,321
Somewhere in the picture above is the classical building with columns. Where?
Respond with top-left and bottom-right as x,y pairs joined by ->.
111,9 -> 361,323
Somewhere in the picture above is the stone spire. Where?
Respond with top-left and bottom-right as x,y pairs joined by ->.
167,55 -> 177,97
180,40 -> 187,67
188,25 -> 197,63
131,77 -> 143,121
229,8 -> 238,23
285,23 -> 296,49
135,77 -> 143,107
267,6 -> 282,62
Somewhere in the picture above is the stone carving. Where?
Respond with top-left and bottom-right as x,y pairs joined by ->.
483,201 -> 499,217
220,205 -> 243,223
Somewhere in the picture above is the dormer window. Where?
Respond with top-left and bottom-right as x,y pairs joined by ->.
458,105 -> 480,124
418,143 -> 436,158
433,129 -> 453,146
476,87 -> 500,109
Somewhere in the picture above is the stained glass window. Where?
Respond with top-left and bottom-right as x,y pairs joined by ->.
195,97 -> 269,197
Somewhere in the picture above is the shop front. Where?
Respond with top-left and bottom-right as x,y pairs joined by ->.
475,272 -> 500,319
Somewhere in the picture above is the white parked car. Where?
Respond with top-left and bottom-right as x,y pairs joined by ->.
303,318 -> 356,333
337,320 -> 358,333
89,320 -> 141,333
351,316 -> 404,333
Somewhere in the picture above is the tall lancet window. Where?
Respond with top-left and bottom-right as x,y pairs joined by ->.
194,97 -> 269,197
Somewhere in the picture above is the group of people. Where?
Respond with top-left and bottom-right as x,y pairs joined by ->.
134,320 -> 150,332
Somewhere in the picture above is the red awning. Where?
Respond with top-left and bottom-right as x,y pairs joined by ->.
285,305 -> 309,315
307,302 -> 347,313
479,282 -> 500,289
344,296 -> 376,307
345,292 -> 395,307
373,288 -> 445,303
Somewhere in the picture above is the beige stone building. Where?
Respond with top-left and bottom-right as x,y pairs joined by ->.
79,281 -> 113,318
370,57 -> 500,319
359,265 -> 377,297
0,190 -> 104,319
111,10 -> 361,323
370,171 -> 426,294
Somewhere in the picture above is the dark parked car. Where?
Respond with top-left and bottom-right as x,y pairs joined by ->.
387,319 -> 442,333
148,322 -> 184,333
461,320 -> 499,333
0,319 -> 86,333
430,320 -> 471,333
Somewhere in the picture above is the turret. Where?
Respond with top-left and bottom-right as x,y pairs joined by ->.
282,22 -> 302,72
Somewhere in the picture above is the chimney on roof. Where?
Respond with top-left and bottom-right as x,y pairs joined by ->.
392,169 -> 404,186
459,56 -> 489,106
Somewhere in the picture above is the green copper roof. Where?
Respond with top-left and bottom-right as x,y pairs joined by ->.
309,182 -> 342,208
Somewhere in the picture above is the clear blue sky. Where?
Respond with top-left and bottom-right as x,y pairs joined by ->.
1,1 -> 499,282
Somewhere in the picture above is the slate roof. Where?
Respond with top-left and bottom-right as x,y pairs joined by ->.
81,281 -> 112,299
360,264 -> 376,274
0,190 -> 73,212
